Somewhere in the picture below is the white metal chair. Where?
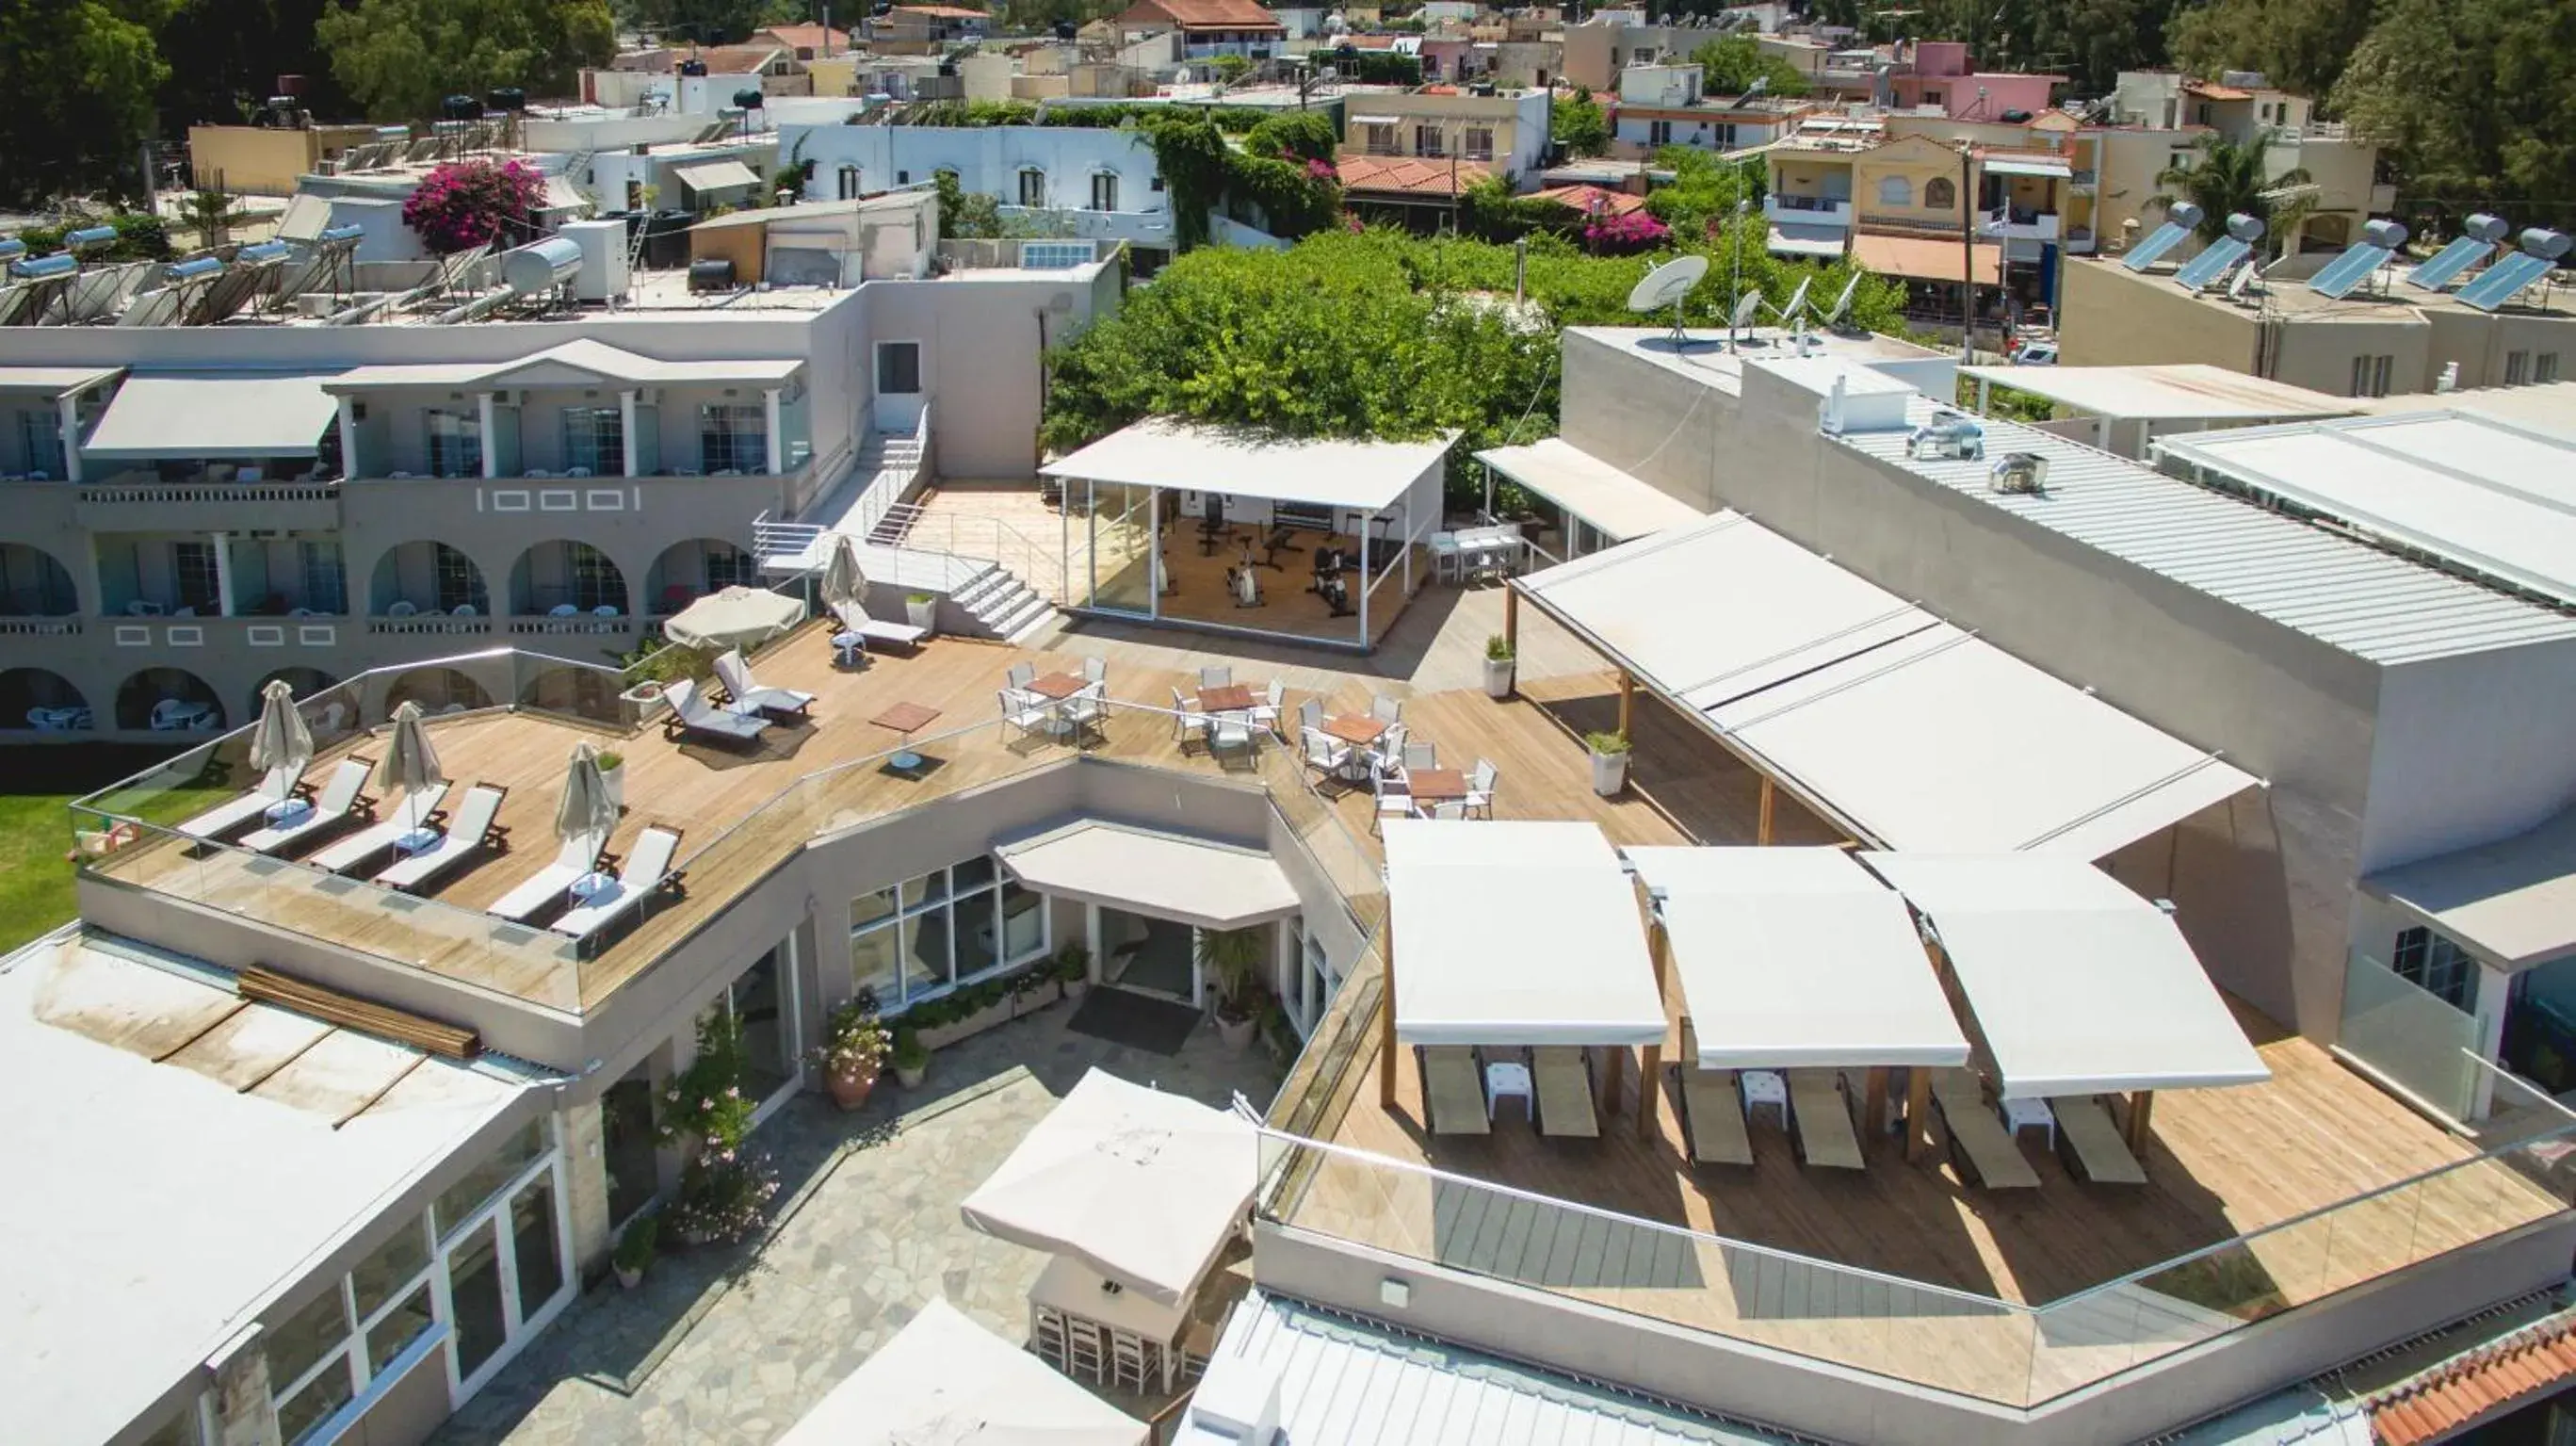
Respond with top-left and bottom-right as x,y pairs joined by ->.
1370,757 -> 1411,835
1170,688 -> 1209,751
1371,693 -> 1402,724
1465,759 -> 1498,819
1372,721 -> 1407,773
1298,697 -> 1323,736
1198,664 -> 1232,690
999,688 -> 1053,743
1082,656 -> 1107,685
1431,800 -> 1467,820
1005,661 -> 1036,690
1404,739 -> 1437,772
1250,679 -> 1285,737
1061,683 -> 1109,747
1302,727 -> 1352,781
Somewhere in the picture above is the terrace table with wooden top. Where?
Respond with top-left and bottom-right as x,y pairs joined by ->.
1026,672 -> 1088,700
1320,713 -> 1386,748
871,700 -> 942,772
1198,683 -> 1256,714
1403,768 -> 1468,809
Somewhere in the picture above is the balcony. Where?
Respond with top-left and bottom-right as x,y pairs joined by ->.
2069,168 -> 2098,191
1982,204 -> 2060,243
71,476 -> 342,534
1767,194 -> 1854,229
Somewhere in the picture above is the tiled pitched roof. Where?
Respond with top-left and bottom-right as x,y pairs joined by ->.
758,23 -> 851,50
1126,0 -> 1286,29
691,44 -> 787,73
2371,1318 -> 2576,1446
1531,184 -> 1647,217
1335,154 -> 1490,197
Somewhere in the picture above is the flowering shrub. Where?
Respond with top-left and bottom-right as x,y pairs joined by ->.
401,158 -> 543,254
1305,157 -> 1338,183
667,1145 -> 779,1243
657,1008 -> 777,1243
815,997 -> 889,1078
1583,208 -> 1672,256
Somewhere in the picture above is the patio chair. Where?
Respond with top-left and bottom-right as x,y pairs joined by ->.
1249,680 -> 1284,738
1930,1069 -> 2040,1190
1373,722 -> 1407,772
373,784 -> 510,893
1198,665 -> 1232,690
2053,1096 -> 2148,1185
1171,689 -> 1210,752
1301,727 -> 1351,782
1531,1047 -> 1600,1139
237,757 -> 377,856
1369,759 -> 1411,836
1425,800 -> 1468,820
1298,697 -> 1322,736
1402,739 -> 1438,772
489,826 -> 612,924
1673,1023 -> 1755,1167
1006,661 -> 1037,690
307,782 -> 453,875
999,688 -> 1055,744
176,761 -> 311,844
1464,759 -> 1498,820
662,677 -> 770,749
1082,657 -> 1107,685
830,596 -> 929,653
552,825 -> 686,944
1061,683 -> 1109,748
1419,1046 -> 1491,1136
1789,1069 -> 1867,1170
712,649 -> 816,721
1371,694 -> 1402,724
1210,708 -> 1255,768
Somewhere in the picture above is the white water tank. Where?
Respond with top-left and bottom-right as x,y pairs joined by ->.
557,219 -> 629,301
500,235 -> 582,295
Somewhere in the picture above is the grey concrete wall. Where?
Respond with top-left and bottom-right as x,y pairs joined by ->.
2362,645 -> 2576,874
861,268 -> 1114,481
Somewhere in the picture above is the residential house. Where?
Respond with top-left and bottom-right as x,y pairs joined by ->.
864,5 -> 990,53
1113,0 -> 1287,61
753,21 -> 852,59
2107,69 -> 2393,253
781,122 -> 1201,262
1610,63 -> 1811,157
1339,85 -> 1553,186
1886,39 -> 2054,120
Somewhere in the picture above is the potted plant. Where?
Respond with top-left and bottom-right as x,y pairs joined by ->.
890,1026 -> 931,1088
905,591 -> 938,635
1197,927 -> 1269,1050
1587,730 -> 1631,797
1483,633 -> 1515,700
816,998 -> 890,1111
1054,941 -> 1092,1003
613,1214 -> 658,1290
595,750 -> 626,815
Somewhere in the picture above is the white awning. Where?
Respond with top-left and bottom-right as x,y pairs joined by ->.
1041,417 -> 1456,512
1859,853 -> 2270,1098
997,821 -> 1299,931
674,158 -> 762,192
1351,113 -> 1399,125
1384,820 -> 1666,1048
540,174 -> 591,212
775,1298 -> 1146,1446
0,365 -> 121,398
82,372 -> 342,461
328,337 -> 804,391
1982,154 -> 2071,178
957,1069 -> 1256,1308
1959,364 -> 2353,422
1627,846 -> 1968,1070
1768,223 -> 1847,258
1475,437 -> 1704,544
2366,804 -> 2576,970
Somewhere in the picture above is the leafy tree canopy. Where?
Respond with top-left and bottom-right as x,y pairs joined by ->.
0,0 -> 170,206
621,0 -> 784,45
317,0 -> 615,121
1551,89 -> 1610,158
2332,0 -> 2576,222
2150,131 -> 2313,242
2168,0 -> 2376,106
1688,35 -> 1810,97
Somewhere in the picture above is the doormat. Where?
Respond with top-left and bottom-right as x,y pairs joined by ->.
1065,986 -> 1203,1056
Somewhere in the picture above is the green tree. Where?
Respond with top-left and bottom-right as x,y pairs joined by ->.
2024,0 -> 2164,97
316,0 -> 615,121
2334,0 -> 2576,220
152,0 -> 344,137
1687,35 -> 1810,97
1552,88 -> 1610,158
0,0 -> 171,205
2166,0 -> 2377,104
1210,54 -> 1252,84
931,169 -> 1001,239
624,0 -> 779,44
2150,131 -> 2314,245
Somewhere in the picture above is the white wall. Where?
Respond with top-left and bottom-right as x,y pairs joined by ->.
784,123 -> 1168,223
2361,646 -> 2576,873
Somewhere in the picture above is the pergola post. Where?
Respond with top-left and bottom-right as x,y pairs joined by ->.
2125,1089 -> 2155,1151
1503,584 -> 1518,657
1599,1042 -> 1624,1123
1378,925 -> 1399,1111
1757,775 -> 1776,845
1905,1067 -> 1933,1162
1641,918 -> 1671,1141
1617,669 -> 1635,739
1863,1065 -> 1888,1139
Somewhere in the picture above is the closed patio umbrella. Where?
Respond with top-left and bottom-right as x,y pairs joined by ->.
821,533 -> 866,609
661,584 -> 807,653
247,678 -> 314,775
374,702 -> 446,828
555,741 -> 618,846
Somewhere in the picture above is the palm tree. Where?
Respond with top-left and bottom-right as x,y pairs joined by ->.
2149,131 -> 2316,250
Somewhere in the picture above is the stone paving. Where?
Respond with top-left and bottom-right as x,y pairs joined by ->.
431,997 -> 1288,1446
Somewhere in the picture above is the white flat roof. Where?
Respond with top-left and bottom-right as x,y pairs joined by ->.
1627,847 -> 1968,1070
1959,363 -> 2354,421
2156,411 -> 2576,609
2365,804 -> 2576,970
1566,325 -> 1943,399
1520,513 -> 2257,857
996,821 -> 1299,931
1473,437 -> 1705,544
83,370 -> 343,460
1858,853 -> 2271,1098
3,940 -> 524,1444
327,337 -> 803,391
0,364 -> 122,398
1041,417 -> 1455,512
776,1297 -> 1146,1446
1384,820 -> 1666,1048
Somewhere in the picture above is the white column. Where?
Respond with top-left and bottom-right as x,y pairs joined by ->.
763,387 -> 785,475
477,392 -> 499,479
2472,961 -> 2512,1120
618,388 -> 641,479
57,393 -> 82,482
211,531 -> 235,617
335,396 -> 359,480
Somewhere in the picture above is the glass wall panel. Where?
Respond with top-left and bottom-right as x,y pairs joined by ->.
350,1214 -> 429,1319
509,1177 -> 565,1323
267,1287 -> 351,1398
436,1120 -> 545,1240
1087,480 -> 1157,614
276,1363 -> 352,1445
447,1221 -> 508,1379
365,1284 -> 435,1376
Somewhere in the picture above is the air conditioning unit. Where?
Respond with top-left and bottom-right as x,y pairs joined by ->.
1988,451 -> 2049,495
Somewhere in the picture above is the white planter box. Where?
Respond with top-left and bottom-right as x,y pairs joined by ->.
1590,748 -> 1629,797
1483,657 -> 1515,700
905,597 -> 938,635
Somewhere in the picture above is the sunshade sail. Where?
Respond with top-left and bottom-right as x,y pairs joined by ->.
1859,852 -> 2270,1099
83,372 -> 340,460
674,158 -> 762,192
1384,820 -> 1666,1048
1041,417 -> 1455,512
958,1069 -> 1256,1308
1768,223 -> 1847,257
996,821 -> 1299,932
1852,233 -> 2001,285
1982,154 -> 2071,177
1627,846 -> 1968,1070
1474,437 -> 1704,544
1957,364 -> 2351,422
660,585 -> 805,652
774,1297 -> 1146,1446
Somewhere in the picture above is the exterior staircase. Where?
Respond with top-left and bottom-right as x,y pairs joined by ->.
952,561 -> 1055,646
853,430 -> 923,544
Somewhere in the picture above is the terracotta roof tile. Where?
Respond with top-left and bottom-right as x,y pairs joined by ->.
2372,1317 -> 2576,1446
1334,154 -> 1490,197
1530,184 -> 1648,218
1122,0 -> 1286,30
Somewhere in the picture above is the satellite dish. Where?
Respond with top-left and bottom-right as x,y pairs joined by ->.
1727,289 -> 1762,333
1771,276 -> 1813,326
1821,273 -> 1860,331
1626,253 -> 1709,345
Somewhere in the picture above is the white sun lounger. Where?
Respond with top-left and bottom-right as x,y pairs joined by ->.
489,828 -> 610,924
307,782 -> 451,875
372,784 -> 510,893
236,758 -> 375,856
712,649 -> 815,720
1932,1069 -> 2041,1190
176,762 -> 307,843
831,596 -> 929,651
2054,1096 -> 2149,1185
1420,1046 -> 1491,1136
1674,1024 -> 1754,1167
663,677 -> 770,747
1789,1069 -> 1866,1170
1531,1046 -> 1600,1139
550,825 -> 684,944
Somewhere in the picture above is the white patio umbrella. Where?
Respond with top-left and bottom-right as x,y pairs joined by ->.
555,740 -> 618,846
661,585 -> 807,653
247,678 -> 314,775
773,1299 -> 1146,1446
822,533 -> 867,610
374,702 -> 447,828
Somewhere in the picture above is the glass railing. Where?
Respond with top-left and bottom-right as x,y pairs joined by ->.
2339,950 -> 2483,1121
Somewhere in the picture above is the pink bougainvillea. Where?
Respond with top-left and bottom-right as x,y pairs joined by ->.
1305,156 -> 1338,182
1584,208 -> 1672,255
401,158 -> 543,254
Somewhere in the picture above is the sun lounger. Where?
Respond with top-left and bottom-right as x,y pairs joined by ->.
176,762 -> 307,843
831,596 -> 929,652
1420,1046 -> 1491,1136
713,649 -> 816,720
236,758 -> 375,856
307,782 -> 451,875
373,784 -> 510,893
1531,1046 -> 1600,1139
1673,1022 -> 1754,1166
1789,1069 -> 1867,1170
551,825 -> 684,945
2053,1096 -> 2148,1185
662,677 -> 770,748
489,827 -> 610,924
1931,1069 -> 2040,1190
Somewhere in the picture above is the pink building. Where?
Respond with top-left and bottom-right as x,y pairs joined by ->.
1888,41 -> 2056,122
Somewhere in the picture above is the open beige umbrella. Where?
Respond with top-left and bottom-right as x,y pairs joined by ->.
662,584 -> 807,653
375,701 -> 447,828
247,678 -> 314,775
822,533 -> 866,610
555,740 -> 618,846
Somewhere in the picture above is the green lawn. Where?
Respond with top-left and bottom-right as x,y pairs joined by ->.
0,744 -> 219,953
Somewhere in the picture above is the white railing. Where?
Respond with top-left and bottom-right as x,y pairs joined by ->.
78,479 -> 340,506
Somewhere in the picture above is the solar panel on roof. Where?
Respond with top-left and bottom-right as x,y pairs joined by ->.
2457,252 -> 2559,313
2173,236 -> 2251,292
2406,235 -> 2496,292
2120,220 -> 2191,272
2305,243 -> 2393,300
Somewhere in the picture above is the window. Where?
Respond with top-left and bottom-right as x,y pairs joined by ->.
268,1211 -> 441,1446
136,1404 -> 206,1446
2507,350 -> 2531,385
2393,926 -> 2476,1012
1362,123 -> 1397,155
698,402 -> 768,474
426,409 -> 481,478
561,405 -> 623,477
2540,353 -> 2562,383
1017,168 -> 1046,207
703,540 -> 755,591
300,540 -> 347,614
897,170 -> 910,184
432,543 -> 485,612
171,541 -> 220,612
1416,123 -> 1446,158
2350,353 -> 2394,398
1876,174 -> 1913,206
1150,175 -> 1165,192
1464,126 -> 1495,162
568,542 -> 622,611
849,857 -> 1048,1012
1647,119 -> 1672,147
1090,171 -> 1118,212
836,163 -> 861,200
14,409 -> 63,477
1923,175 -> 1956,210
876,340 -> 922,397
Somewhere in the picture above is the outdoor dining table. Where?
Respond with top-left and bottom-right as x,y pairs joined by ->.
1320,714 -> 1386,747
1027,672 -> 1088,700
873,701 -> 942,772
1403,768 -> 1469,810
1198,684 -> 1256,714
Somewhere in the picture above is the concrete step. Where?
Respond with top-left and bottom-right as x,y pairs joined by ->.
991,593 -> 1055,645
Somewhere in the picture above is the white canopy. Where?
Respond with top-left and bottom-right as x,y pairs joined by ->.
1475,437 -> 1704,544
82,372 -> 341,460
327,338 -> 804,392
1859,853 -> 2270,1099
958,1069 -> 1256,1308
1982,154 -> 2071,177
1041,417 -> 1456,512
774,1297 -> 1146,1446
1959,363 -> 2351,422
659,585 -> 806,652
675,158 -> 763,192
0,365 -> 120,398
997,821 -> 1299,932
1627,846 -> 1968,1070
1384,819 -> 1666,1048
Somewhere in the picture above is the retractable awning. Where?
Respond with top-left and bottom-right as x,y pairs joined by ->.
1768,223 -> 1847,258
1475,437 -> 1703,544
1040,417 -> 1454,513
997,820 -> 1298,931
82,372 -> 341,460
1982,154 -> 2072,178
674,158 -> 762,192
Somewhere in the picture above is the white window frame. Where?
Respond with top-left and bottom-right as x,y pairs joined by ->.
1017,167 -> 1046,207
432,1122 -> 574,1404
849,856 -> 1052,1014
1090,170 -> 1119,213
1646,120 -> 1671,147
